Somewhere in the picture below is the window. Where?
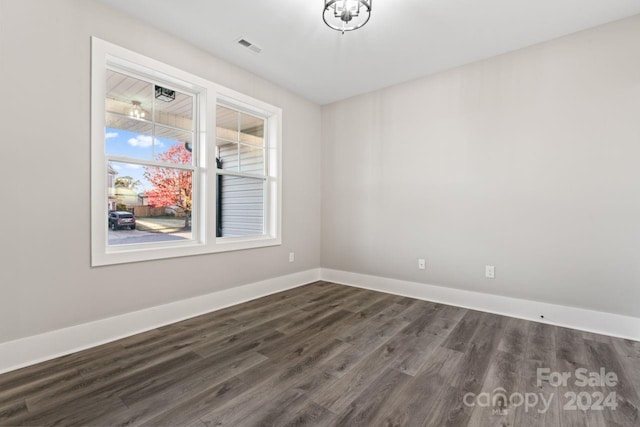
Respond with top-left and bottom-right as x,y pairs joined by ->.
105,69 -> 197,246
216,104 -> 267,237
91,38 -> 281,266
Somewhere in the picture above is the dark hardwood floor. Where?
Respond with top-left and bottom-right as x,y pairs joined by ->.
1,281 -> 639,426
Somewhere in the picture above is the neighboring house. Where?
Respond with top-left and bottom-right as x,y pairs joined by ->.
107,163 -> 118,211
138,192 -> 149,206
115,187 -> 143,208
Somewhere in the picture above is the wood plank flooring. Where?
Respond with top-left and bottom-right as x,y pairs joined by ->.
1,281 -> 639,426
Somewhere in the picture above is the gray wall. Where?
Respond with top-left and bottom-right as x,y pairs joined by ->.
0,0 -> 322,343
321,15 -> 640,318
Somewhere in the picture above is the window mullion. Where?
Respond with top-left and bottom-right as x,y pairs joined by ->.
106,155 -> 196,171
216,136 -> 241,145
151,85 -> 156,160
215,169 -> 266,180
236,111 -> 241,173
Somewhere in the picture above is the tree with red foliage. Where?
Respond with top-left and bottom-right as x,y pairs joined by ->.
144,144 -> 192,229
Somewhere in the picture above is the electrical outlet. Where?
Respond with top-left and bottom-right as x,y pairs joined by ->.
289,252 -> 295,263
485,265 -> 495,279
418,259 -> 426,270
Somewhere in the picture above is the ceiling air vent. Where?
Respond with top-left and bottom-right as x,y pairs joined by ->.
236,37 -> 262,54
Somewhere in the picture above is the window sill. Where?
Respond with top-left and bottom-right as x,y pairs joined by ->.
92,236 -> 281,267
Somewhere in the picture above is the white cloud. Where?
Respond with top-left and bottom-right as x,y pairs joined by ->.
128,135 -> 152,148
128,135 -> 164,148
126,164 -> 142,170
111,164 -> 122,170
105,132 -> 119,140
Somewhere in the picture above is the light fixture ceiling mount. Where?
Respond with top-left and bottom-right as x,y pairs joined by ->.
323,0 -> 372,34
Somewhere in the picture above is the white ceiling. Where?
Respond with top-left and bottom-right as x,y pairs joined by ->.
99,0 -> 640,105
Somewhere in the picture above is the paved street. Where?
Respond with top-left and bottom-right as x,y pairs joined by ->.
108,228 -> 191,245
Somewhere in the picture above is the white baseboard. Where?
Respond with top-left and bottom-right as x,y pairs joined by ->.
0,268 -> 321,375
321,268 -> 640,342
3,266 -> 637,375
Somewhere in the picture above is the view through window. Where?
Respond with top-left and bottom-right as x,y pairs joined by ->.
216,105 -> 267,237
105,69 -> 196,246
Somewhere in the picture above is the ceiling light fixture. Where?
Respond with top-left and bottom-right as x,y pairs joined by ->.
323,0 -> 372,34
155,85 -> 176,102
129,101 -> 146,119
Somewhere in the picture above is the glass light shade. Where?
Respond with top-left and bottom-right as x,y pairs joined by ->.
129,101 -> 147,120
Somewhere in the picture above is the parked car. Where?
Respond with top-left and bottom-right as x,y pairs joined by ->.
108,211 -> 136,230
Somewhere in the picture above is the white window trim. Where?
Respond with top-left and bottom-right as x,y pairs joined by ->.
91,37 -> 282,266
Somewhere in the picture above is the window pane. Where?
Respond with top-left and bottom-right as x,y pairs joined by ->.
105,115 -> 154,160
216,105 -> 238,141
240,113 -> 264,146
154,88 -> 193,131
154,125 -> 193,165
240,144 -> 265,174
108,161 -> 193,245
217,139 -> 238,171
106,70 -> 152,120
218,175 -> 265,237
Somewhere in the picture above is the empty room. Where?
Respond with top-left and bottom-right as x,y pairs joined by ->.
1,0 -> 640,426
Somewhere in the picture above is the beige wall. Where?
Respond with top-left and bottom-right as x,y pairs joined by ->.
321,15 -> 640,317
0,0 -> 322,342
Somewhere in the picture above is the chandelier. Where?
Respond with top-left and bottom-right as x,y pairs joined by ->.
323,0 -> 372,34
